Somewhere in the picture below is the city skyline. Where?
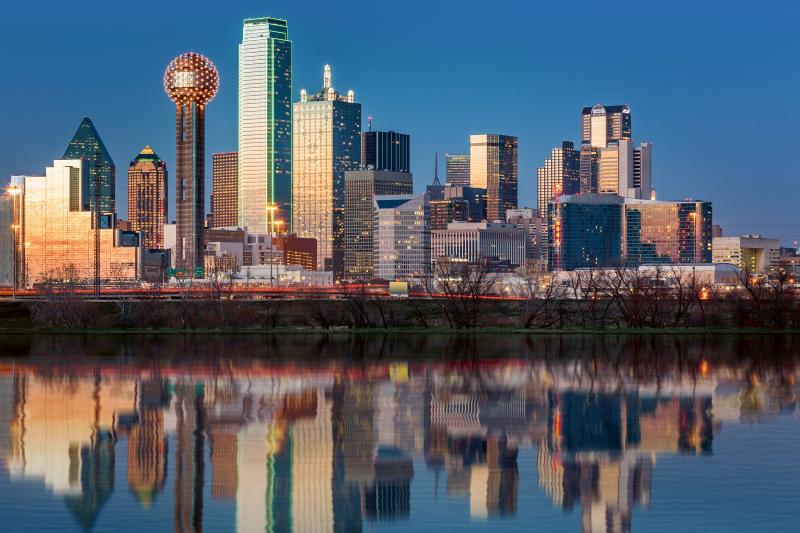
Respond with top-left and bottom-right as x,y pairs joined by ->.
1,1 -> 796,244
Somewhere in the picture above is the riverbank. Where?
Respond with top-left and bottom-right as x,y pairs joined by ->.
1,297 -> 798,333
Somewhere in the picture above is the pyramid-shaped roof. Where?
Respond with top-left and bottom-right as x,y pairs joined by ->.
63,117 -> 114,166
133,145 -> 163,163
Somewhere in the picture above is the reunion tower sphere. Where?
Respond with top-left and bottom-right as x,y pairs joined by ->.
163,52 -> 219,105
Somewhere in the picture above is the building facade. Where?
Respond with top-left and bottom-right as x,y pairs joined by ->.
549,194 -> 712,270
536,141 -> 580,213
445,154 -> 470,186
548,194 -> 624,271
63,117 -> 115,215
274,235 -> 317,271
20,160 -> 140,283
578,104 -> 653,199
361,131 -> 410,172
293,65 -> 361,274
373,194 -> 430,282
238,17 -> 293,233
469,134 -> 518,222
506,208 -> 548,263
624,199 -> 712,265
432,222 -> 528,267
0,187 -> 21,287
212,152 -> 238,228
581,104 -> 632,147
429,184 -> 487,231
712,235 -> 780,275
597,139 -> 653,199
344,170 -> 413,279
164,52 -> 219,273
128,146 -> 168,250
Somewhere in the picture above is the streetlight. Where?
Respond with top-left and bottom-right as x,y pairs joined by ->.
6,186 -> 22,299
266,203 -> 278,235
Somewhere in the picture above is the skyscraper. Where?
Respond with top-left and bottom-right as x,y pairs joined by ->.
212,152 -> 238,228
63,117 -> 115,214
344,169 -> 413,279
293,65 -> 361,274
361,131 -> 410,172
128,146 -> 167,250
578,104 -> 654,198
536,141 -> 579,213
581,104 -> 632,147
239,17 -> 293,233
469,134 -> 518,222
597,139 -> 653,199
445,154 -> 470,187
164,52 -> 219,273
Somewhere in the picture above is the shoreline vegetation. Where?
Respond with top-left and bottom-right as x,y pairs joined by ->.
4,260 -> 798,333
1,288 -> 798,334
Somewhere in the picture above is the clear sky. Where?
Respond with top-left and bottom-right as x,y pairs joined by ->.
1,0 -> 797,243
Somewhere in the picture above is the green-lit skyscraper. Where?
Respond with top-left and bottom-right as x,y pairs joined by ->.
63,117 -> 115,214
238,17 -> 293,233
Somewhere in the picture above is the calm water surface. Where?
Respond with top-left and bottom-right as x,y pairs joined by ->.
0,334 -> 798,532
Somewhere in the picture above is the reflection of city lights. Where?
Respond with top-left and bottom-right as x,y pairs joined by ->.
699,359 -> 711,377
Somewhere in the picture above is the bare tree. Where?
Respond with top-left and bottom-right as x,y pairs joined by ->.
429,259 -> 495,329
207,260 -> 240,300
31,264 -> 95,328
343,282 -> 374,328
518,265 -> 563,328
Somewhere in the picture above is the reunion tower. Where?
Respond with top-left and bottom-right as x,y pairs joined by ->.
164,52 -> 219,274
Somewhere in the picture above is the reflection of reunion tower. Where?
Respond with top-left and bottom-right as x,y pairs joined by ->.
164,52 -> 219,274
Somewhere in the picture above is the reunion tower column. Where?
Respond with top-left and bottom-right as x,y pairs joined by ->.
164,52 -> 219,275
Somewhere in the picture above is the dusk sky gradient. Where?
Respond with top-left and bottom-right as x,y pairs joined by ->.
1,0 -> 797,243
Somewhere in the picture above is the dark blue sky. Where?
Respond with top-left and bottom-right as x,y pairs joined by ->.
1,0 -> 797,243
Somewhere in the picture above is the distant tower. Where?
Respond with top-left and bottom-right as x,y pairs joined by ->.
164,52 -> 219,273
470,134 -> 518,221
128,145 -> 168,249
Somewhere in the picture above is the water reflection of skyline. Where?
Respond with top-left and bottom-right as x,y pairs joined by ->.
0,335 -> 798,532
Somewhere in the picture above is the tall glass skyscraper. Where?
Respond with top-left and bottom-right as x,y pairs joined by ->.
238,17 -> 293,233
63,117 -> 115,215
293,65 -> 361,275
469,134 -> 518,222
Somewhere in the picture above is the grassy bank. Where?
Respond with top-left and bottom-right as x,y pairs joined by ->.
1,297 -> 798,333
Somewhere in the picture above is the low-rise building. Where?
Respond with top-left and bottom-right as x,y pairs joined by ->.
432,222 -> 528,268
374,193 -> 430,282
712,235 -> 780,275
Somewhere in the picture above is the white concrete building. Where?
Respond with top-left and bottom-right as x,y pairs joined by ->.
373,193 -> 430,282
712,235 -> 780,275
432,221 -> 528,267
